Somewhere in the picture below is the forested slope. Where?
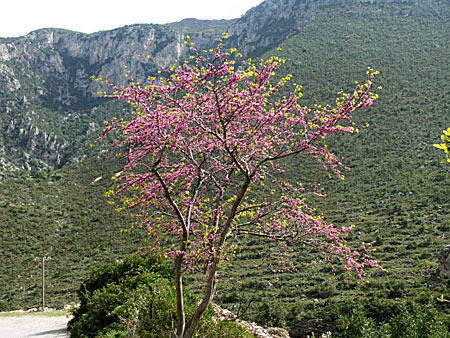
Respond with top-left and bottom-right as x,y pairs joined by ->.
214,1 -> 450,335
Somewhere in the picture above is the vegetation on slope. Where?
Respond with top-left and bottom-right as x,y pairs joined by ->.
0,152 -> 146,308
211,0 -> 450,335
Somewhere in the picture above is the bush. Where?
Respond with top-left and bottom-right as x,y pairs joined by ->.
336,308 -> 380,338
337,305 -> 450,338
254,297 -> 288,328
69,254 -> 251,337
0,301 -> 15,312
388,306 -> 449,338
197,319 -> 252,338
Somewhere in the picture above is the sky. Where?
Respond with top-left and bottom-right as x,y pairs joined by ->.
1,0 -> 265,38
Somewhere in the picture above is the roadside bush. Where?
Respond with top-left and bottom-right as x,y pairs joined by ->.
68,254 -> 251,337
0,301 -> 15,312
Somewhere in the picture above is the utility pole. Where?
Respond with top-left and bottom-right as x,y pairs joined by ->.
41,256 -> 45,310
40,255 -> 51,311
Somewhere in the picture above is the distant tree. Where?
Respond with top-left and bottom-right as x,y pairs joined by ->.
434,128 -> 450,163
99,35 -> 382,338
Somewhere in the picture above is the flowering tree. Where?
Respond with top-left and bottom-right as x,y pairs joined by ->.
100,37 -> 381,338
434,128 -> 450,163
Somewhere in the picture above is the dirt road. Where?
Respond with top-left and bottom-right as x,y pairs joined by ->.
0,316 -> 70,338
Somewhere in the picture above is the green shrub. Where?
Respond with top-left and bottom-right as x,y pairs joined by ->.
0,301 -> 15,312
196,318 -> 252,338
337,305 -> 450,338
388,306 -> 450,338
336,308 -> 378,338
69,254 -> 251,337
254,297 -> 288,328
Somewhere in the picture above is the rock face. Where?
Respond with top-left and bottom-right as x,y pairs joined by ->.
438,245 -> 450,278
0,26 -> 189,97
228,0 -> 325,56
0,25 -> 200,174
0,64 -> 21,92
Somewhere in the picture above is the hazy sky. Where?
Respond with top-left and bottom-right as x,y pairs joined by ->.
1,0 -> 265,38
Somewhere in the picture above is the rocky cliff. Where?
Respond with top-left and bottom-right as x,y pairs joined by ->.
0,25 -> 196,175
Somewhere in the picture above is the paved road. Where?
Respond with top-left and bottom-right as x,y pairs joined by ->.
0,316 -> 70,338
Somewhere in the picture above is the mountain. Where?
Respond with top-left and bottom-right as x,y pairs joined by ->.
2,0 -> 431,176
0,24 -> 196,175
0,17 -> 256,175
0,0 -> 449,335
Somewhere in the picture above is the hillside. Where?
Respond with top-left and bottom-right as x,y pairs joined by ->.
0,0 -> 449,336
0,152 -> 146,306
214,0 -> 450,335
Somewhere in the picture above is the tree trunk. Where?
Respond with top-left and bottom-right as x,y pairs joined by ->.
182,263 -> 218,338
182,179 -> 251,337
175,255 -> 185,338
